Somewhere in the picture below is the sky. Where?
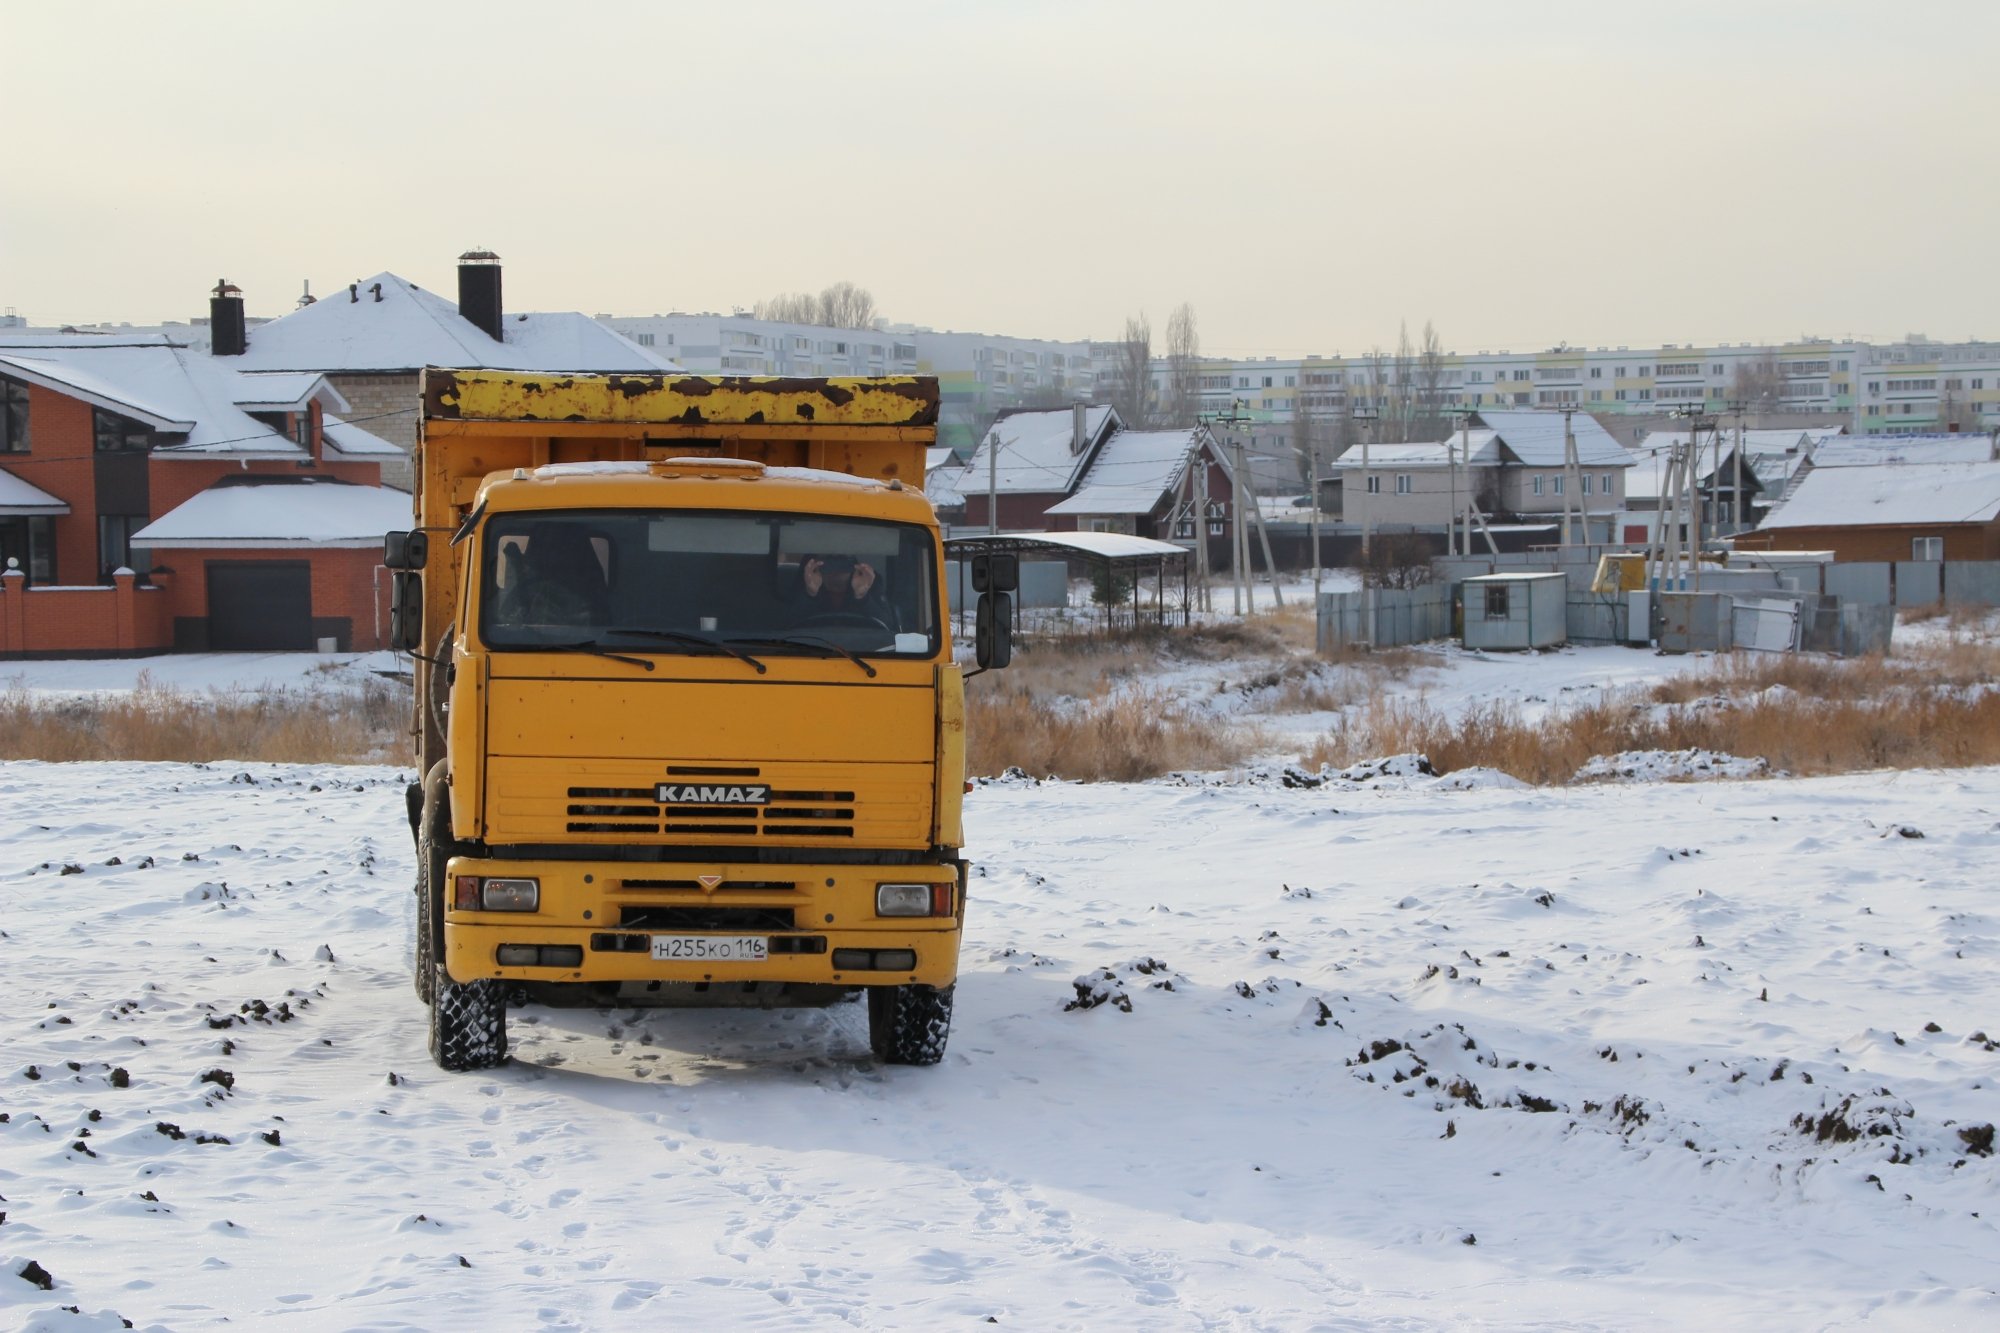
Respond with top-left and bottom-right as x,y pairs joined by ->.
5,0 -> 1998,357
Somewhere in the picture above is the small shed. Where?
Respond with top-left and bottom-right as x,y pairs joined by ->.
1462,572 -> 1567,651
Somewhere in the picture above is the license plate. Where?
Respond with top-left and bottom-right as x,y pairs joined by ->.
649,935 -> 769,963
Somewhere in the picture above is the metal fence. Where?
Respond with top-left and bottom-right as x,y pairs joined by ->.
1317,586 -> 1451,651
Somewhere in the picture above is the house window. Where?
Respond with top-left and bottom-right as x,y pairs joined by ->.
94,410 -> 155,453
0,515 -> 55,582
1395,474 -> 1412,494
97,514 -> 149,577
1532,475 -> 1544,496
1483,584 -> 1510,618
2,376 -> 28,452
1365,475 -> 1382,494
1553,475 -> 1565,495
1581,474 -> 1593,495
1601,473 -> 1613,493
635,332 -> 655,346
1912,536 -> 1943,561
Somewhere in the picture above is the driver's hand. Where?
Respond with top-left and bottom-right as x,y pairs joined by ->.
802,557 -> 823,595
852,562 -> 876,598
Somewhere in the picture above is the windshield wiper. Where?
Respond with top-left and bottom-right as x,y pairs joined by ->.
725,635 -> 878,678
601,627 -> 767,674
541,640 -> 656,671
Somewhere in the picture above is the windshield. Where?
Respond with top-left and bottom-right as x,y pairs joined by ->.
479,508 -> 940,657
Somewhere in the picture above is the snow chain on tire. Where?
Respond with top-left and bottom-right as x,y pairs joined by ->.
867,983 -> 954,1066
430,967 -> 508,1071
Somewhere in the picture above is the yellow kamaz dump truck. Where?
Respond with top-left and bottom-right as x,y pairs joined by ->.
383,370 -> 1016,1070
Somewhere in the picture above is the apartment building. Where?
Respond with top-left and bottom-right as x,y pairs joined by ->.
1165,337 -> 2000,449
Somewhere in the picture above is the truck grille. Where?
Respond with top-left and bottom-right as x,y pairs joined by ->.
563,774 -> 856,838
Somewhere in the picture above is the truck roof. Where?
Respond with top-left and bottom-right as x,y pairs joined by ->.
471,457 -> 939,524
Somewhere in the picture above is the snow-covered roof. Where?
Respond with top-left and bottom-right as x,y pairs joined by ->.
1045,484 -> 1173,516
1476,410 -> 1632,467
958,405 -> 1121,495
1761,461 -> 2000,530
1326,438 -> 1502,469
1806,435 -> 1996,468
0,337 -> 349,459
226,271 -> 679,375
321,414 -> 404,458
952,530 -> 1186,560
1051,426 -> 1207,515
232,371 -> 347,413
133,477 -> 414,549
0,466 -> 71,516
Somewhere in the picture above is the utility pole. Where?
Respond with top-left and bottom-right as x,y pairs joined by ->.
1725,398 -> 1747,535
986,429 -> 1000,536
1559,406 -> 1583,546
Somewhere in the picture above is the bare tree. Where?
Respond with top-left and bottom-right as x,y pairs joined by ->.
753,281 -> 879,329
1390,321 -> 1417,441
754,291 -> 820,323
1363,533 -> 1436,590
818,281 -> 877,330
1164,302 -> 1201,427
1728,352 -> 1787,413
1110,312 -> 1155,428
1292,388 -> 1320,492
1412,320 -> 1449,442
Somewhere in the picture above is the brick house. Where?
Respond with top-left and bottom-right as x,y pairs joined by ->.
0,330 -> 407,657
225,252 -> 676,488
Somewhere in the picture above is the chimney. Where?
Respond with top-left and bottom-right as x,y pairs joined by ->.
210,279 -> 246,356
1072,401 -> 1088,455
457,249 -> 503,343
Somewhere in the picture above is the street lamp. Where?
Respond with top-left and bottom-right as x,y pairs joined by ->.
1350,404 -> 1380,562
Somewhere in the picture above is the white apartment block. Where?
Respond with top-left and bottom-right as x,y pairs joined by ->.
595,313 -> 918,379
1163,336 -> 2000,448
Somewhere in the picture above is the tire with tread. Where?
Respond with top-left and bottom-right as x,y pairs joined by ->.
867,983 -> 953,1066
412,777 -> 453,1005
413,871 -> 435,1004
429,966 -> 508,1071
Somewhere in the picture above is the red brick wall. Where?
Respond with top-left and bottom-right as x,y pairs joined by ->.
4,385 -> 97,586
158,546 -> 390,650
0,572 -> 171,656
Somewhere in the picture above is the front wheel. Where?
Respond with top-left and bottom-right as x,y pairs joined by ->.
867,983 -> 954,1066
429,966 -> 508,1071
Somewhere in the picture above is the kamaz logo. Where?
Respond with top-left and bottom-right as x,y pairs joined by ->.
655,783 -> 771,806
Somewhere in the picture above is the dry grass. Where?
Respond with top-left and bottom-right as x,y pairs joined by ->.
1301,646 -> 2000,785
0,672 -> 408,765
967,686 -> 1253,782
966,613 -> 1429,779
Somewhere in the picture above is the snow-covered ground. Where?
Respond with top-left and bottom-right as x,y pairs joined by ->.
4,755 -> 1998,1329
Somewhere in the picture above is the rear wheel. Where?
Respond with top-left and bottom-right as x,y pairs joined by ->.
867,983 -> 954,1066
429,967 -> 508,1071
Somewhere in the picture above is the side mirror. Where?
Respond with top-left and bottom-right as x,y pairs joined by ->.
384,529 -> 429,571
975,591 -> 1012,669
390,571 -> 424,653
970,552 -> 1018,594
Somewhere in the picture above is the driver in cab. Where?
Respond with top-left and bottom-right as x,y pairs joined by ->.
796,553 -> 894,626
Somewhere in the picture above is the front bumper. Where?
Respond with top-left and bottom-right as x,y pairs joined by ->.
440,854 -> 964,989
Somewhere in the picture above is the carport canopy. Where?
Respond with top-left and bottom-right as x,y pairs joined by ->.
944,531 -> 1191,627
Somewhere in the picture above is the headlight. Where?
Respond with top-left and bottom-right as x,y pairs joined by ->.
876,883 -> 932,916
876,883 -> 952,917
479,877 -> 540,912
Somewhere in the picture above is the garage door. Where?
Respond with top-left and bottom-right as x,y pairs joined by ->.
207,562 -> 312,651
